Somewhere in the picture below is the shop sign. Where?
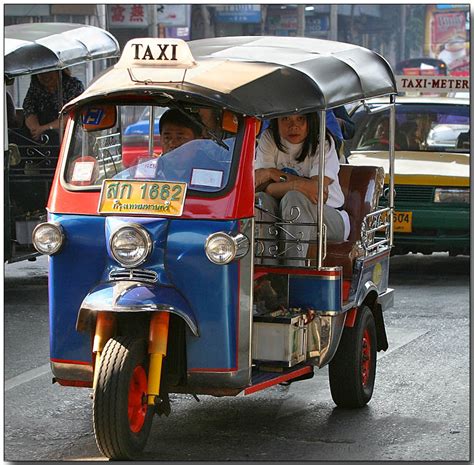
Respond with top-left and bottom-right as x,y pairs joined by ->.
433,11 -> 466,46
108,4 -> 148,28
156,5 -> 190,27
5,5 -> 50,16
306,15 -> 330,34
267,8 -> 298,35
214,5 -> 261,23
435,4 -> 469,9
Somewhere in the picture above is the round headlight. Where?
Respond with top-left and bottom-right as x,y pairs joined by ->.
205,233 -> 235,265
205,232 -> 249,265
110,224 -> 152,268
32,222 -> 65,255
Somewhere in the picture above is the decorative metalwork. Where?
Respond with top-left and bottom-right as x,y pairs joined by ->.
8,129 -> 59,178
255,203 -> 321,265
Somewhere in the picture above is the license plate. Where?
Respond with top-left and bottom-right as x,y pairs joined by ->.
98,180 -> 187,216
393,211 -> 412,233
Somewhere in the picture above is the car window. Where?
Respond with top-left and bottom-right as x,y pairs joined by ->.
353,103 -> 470,153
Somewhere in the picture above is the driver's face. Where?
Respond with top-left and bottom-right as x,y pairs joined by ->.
161,123 -> 196,153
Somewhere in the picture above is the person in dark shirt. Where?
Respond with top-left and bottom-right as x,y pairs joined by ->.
23,69 -> 84,142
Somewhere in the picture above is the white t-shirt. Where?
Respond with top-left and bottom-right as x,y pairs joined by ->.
255,129 -> 350,240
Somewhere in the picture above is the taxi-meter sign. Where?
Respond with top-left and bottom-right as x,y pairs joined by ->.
117,38 -> 196,68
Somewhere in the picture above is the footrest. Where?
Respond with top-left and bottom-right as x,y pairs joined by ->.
244,364 -> 313,395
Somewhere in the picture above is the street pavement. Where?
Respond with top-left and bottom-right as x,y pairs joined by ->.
3,253 -> 470,461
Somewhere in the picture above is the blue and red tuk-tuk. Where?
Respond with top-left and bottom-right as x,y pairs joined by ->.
32,36 -> 397,459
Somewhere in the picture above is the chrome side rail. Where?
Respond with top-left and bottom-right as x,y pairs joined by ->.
361,207 -> 391,255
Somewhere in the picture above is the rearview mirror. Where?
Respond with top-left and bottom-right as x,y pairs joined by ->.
222,110 -> 238,134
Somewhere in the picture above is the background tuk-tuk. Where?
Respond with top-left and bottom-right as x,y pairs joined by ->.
4,22 -> 120,263
32,36 -> 397,459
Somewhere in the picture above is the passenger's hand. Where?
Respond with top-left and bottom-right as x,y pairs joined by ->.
293,178 -> 329,204
29,125 -> 45,141
294,178 -> 320,204
255,168 -> 286,187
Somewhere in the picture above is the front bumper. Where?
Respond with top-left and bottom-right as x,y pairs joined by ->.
393,203 -> 469,254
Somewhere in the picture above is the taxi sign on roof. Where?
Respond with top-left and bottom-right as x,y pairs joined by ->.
117,38 -> 196,69
396,75 -> 469,94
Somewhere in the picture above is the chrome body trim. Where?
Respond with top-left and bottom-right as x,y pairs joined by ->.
77,280 -> 199,336
378,287 -> 394,312
109,268 -> 158,283
317,109 -> 327,269
356,280 -> 379,308
306,312 -> 346,368
50,361 -> 93,382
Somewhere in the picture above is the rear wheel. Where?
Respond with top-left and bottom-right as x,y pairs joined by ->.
328,305 -> 377,408
93,336 -> 154,459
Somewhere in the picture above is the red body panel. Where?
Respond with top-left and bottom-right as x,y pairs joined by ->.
48,117 -> 258,220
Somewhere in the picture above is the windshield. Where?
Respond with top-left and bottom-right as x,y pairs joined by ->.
353,103 -> 470,153
63,104 -> 240,193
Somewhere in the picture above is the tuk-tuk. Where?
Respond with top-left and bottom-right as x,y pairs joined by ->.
32,36 -> 397,460
4,22 -> 119,263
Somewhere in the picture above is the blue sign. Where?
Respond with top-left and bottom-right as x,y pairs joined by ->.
214,5 -> 261,23
82,108 -> 104,125
436,4 -> 469,9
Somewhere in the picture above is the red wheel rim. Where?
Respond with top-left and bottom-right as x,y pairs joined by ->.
128,365 -> 148,433
361,329 -> 372,387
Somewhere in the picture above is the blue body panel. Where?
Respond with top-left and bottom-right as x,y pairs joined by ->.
49,214 -> 107,362
289,274 -> 342,312
49,214 -> 239,370
355,253 -> 390,305
166,220 -> 239,369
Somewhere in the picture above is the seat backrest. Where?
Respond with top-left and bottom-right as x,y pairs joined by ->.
338,164 -> 384,242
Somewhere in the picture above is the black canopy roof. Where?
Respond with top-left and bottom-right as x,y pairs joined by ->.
65,35 -> 396,117
189,36 -> 396,111
4,23 -> 120,79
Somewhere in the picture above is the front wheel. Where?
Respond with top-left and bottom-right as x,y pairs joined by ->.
93,336 -> 154,460
328,305 -> 377,408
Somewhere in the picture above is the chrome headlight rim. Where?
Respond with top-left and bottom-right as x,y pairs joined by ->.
205,231 -> 249,265
109,223 -> 153,268
32,222 -> 65,256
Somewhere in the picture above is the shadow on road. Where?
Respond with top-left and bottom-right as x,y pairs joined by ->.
389,252 -> 469,285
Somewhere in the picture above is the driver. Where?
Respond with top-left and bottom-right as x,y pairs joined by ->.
159,109 -> 202,154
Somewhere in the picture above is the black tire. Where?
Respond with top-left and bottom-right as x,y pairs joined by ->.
328,305 -> 377,408
93,336 -> 154,460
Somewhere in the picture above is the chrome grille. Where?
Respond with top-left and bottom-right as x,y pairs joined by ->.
393,185 -> 435,203
109,268 -> 158,283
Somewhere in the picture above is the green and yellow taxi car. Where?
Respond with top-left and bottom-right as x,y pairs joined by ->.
348,96 -> 469,256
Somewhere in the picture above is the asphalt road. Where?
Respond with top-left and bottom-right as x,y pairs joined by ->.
3,253 -> 470,461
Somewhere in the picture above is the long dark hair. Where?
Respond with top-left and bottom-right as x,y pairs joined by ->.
270,112 -> 330,163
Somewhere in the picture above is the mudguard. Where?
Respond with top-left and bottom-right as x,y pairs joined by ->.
76,280 -> 199,336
